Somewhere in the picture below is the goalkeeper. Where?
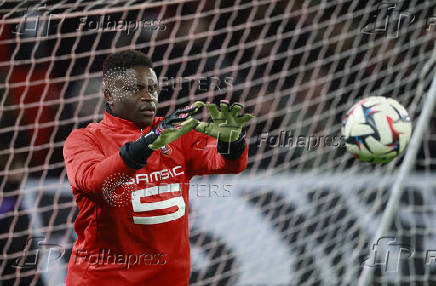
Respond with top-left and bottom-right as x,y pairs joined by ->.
63,50 -> 253,286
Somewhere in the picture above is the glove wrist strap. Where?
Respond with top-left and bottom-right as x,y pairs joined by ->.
120,131 -> 158,169
217,131 -> 246,160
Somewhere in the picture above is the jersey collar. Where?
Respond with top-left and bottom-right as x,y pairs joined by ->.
101,111 -> 160,133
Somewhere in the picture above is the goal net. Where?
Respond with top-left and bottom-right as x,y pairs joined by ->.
1,0 -> 436,285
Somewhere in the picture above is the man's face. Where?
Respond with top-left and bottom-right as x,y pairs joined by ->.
104,66 -> 159,128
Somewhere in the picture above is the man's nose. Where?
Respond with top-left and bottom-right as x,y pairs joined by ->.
139,91 -> 154,101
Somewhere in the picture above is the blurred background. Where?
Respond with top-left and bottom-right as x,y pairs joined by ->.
1,0 -> 436,285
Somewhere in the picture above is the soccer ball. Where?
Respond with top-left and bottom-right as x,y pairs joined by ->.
341,96 -> 412,163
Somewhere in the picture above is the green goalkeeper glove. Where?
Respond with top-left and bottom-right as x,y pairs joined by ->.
148,103 -> 203,150
194,100 -> 254,142
120,103 -> 203,169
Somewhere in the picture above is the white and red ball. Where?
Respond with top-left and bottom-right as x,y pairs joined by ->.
341,96 -> 412,163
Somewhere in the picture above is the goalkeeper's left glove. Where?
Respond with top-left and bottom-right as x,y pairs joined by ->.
193,100 -> 254,160
194,100 -> 254,142
120,103 -> 202,169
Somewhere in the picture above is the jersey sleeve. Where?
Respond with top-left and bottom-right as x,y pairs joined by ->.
183,130 -> 249,178
63,129 -> 136,194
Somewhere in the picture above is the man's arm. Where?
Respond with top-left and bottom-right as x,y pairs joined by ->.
63,130 -> 136,194
183,100 -> 253,177
183,130 -> 248,178
63,105 -> 202,194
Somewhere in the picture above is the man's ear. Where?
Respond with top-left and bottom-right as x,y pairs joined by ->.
104,88 -> 113,106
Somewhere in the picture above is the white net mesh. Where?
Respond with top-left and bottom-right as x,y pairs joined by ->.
1,0 -> 436,285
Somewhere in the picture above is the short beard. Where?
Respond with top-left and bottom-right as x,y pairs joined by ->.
105,102 -> 116,116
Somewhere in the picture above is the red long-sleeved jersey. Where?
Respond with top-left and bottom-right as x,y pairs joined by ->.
63,112 -> 248,286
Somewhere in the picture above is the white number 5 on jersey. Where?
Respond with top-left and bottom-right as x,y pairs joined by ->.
131,183 -> 186,225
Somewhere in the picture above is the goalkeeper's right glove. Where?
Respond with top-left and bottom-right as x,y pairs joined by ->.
120,103 -> 202,169
148,102 -> 203,150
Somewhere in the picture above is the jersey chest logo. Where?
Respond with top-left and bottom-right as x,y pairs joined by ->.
160,144 -> 173,155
